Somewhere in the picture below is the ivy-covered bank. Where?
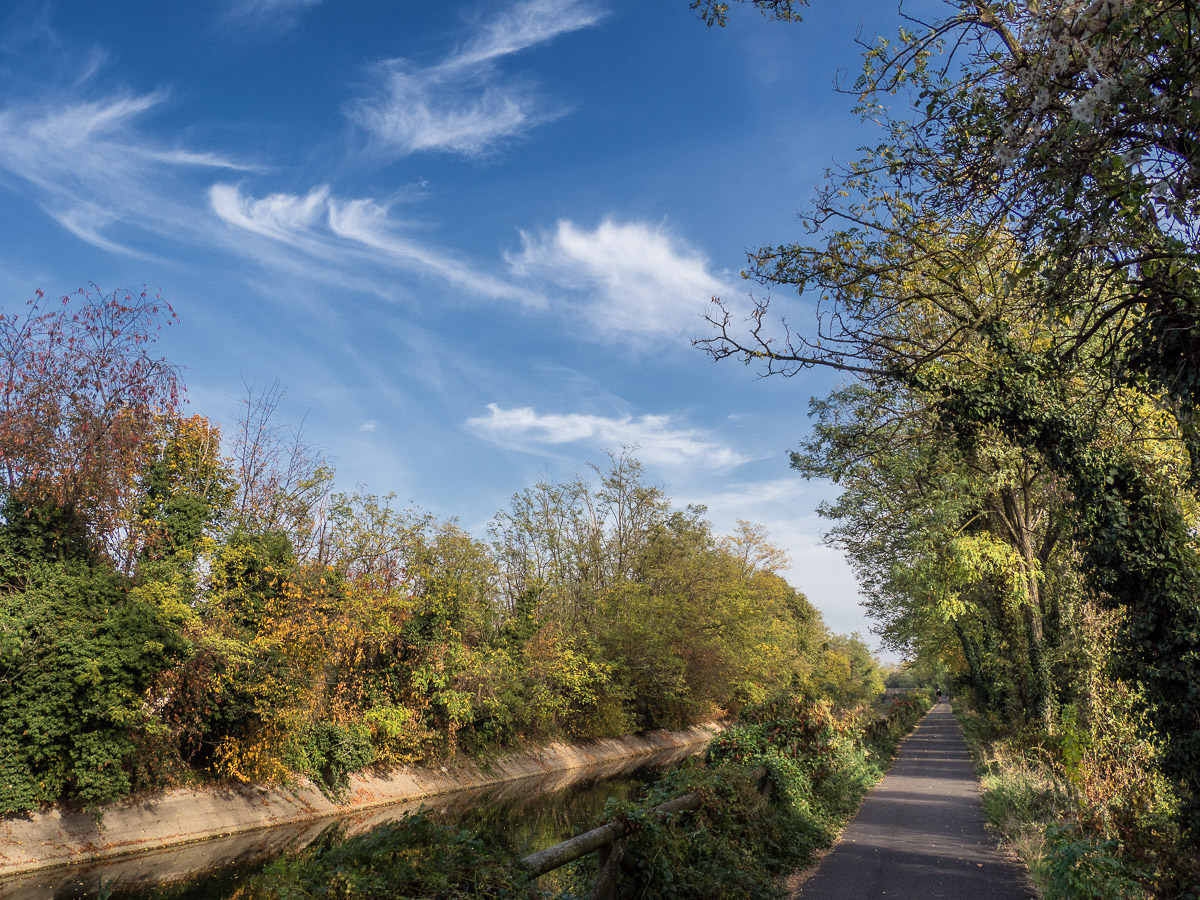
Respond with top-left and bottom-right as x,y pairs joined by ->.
191,690 -> 931,900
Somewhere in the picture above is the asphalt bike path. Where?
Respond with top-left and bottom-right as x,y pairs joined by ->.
793,702 -> 1034,899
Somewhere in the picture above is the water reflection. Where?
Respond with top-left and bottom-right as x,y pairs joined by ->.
4,743 -> 700,900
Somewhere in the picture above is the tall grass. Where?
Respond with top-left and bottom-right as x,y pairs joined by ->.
956,698 -> 1197,899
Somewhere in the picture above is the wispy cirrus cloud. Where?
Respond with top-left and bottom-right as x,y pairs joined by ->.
209,183 -> 331,242
222,0 -> 322,31
0,88 -> 254,253
209,182 -> 538,303
507,218 -> 732,339
346,0 -> 603,158
466,403 -> 749,471
0,72 -> 542,305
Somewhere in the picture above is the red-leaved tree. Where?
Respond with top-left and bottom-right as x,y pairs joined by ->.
0,285 -> 182,557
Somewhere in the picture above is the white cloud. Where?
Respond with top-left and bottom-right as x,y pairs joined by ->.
466,403 -> 749,470
346,0 -> 602,158
223,0 -> 322,30
354,69 -> 546,158
359,420 -> 379,432
453,0 -> 602,67
210,183 -> 538,303
0,89 -> 254,254
210,184 -> 330,241
326,196 -> 537,302
0,76 -> 542,306
508,218 -> 732,339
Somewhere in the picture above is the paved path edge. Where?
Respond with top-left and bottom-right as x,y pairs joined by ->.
790,704 -> 1033,899
784,705 -> 936,892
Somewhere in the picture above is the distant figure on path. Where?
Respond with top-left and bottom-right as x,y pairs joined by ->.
936,688 -> 942,702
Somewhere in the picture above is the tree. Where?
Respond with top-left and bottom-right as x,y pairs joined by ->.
0,498 -> 189,812
688,0 -> 805,28
858,1 -> 1200,440
697,0 -> 1198,418
0,286 -> 181,557
230,379 -> 332,560
130,414 -> 236,570
692,0 -> 1200,838
795,378 -> 1081,723
489,450 -> 669,624
717,519 -> 791,577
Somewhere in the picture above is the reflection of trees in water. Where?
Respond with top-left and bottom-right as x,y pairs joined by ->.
438,769 -> 653,856
40,756 -> 687,900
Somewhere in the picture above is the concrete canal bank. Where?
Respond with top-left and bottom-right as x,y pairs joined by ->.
0,723 -> 717,878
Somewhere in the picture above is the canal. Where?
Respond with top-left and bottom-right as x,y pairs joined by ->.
1,742 -> 703,899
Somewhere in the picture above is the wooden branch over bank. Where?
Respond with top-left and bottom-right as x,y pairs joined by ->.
519,766 -> 767,877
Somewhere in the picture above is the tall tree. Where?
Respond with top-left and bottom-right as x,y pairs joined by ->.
230,379 -> 332,560
691,1 -> 1200,833
0,286 -> 181,557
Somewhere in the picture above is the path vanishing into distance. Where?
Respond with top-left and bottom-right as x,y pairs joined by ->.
793,703 -> 1034,900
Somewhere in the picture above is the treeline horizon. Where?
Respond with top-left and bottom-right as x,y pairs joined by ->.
0,286 -> 882,814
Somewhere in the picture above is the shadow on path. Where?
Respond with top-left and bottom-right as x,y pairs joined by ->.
793,703 -> 1033,900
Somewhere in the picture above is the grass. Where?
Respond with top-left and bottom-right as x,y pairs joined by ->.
952,699 -> 1196,900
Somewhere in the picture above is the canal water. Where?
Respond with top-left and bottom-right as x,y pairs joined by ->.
1,743 -> 702,900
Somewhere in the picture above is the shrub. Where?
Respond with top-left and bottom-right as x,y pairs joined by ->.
603,764 -> 818,900
283,721 -> 375,800
0,556 -> 189,812
588,690 -> 921,899
1041,824 -> 1151,900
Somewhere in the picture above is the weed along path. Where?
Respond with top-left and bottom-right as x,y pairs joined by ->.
792,703 -> 1033,900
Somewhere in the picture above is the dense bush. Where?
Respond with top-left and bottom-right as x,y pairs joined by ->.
569,690 -> 929,899
283,721 -> 376,800
0,552 -> 190,812
959,693 -> 1199,899
0,451 -> 869,814
584,765 -> 817,900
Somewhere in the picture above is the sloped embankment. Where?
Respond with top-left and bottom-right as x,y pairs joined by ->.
0,723 -> 717,877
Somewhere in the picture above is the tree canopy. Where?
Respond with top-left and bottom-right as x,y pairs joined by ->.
694,0 -> 1200,873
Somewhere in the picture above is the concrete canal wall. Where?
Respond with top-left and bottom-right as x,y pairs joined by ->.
0,723 -> 717,878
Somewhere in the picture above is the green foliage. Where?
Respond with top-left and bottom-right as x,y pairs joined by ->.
931,342 -> 1200,832
0,304 -> 852,819
961,688 -> 1199,899
560,689 -> 926,899
1042,824 -> 1152,900
707,697 -> 875,828
0,521 -> 189,812
595,765 -> 816,900
247,814 -> 541,899
0,493 -> 98,570
102,687 -> 923,899
135,414 -> 235,563
692,0 -> 1200,842
807,632 -> 884,708
283,721 -> 375,800
689,0 -> 805,28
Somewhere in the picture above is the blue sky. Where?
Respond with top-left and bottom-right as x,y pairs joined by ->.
0,0 -> 917,654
